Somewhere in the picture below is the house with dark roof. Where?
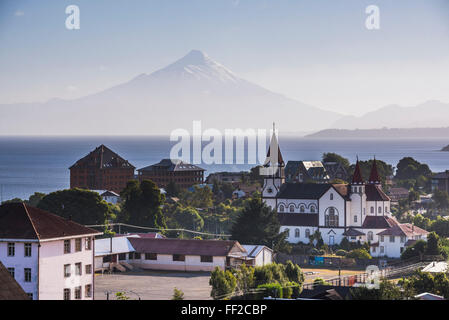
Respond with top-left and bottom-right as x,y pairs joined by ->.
262,129 -> 423,258
285,161 -> 330,183
431,170 -> 449,193
137,158 -> 205,189
70,145 -> 135,193
0,203 -> 102,300
127,238 -> 247,271
0,261 -> 30,300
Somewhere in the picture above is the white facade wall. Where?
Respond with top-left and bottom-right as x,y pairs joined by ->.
253,248 -> 273,266
276,199 -> 318,213
348,190 -> 366,227
0,240 -> 39,299
38,236 -> 95,300
318,188 -> 346,228
130,254 -> 226,271
281,226 -> 316,244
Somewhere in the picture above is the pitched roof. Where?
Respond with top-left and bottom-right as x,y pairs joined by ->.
0,203 -> 102,241
433,171 -> 449,179
128,238 -> 246,257
352,160 -> 364,184
343,228 -> 365,236
368,159 -> 381,184
138,159 -> 204,172
276,183 -> 331,199
70,145 -> 135,170
278,213 -> 318,227
264,130 -> 285,167
242,245 -> 272,258
332,184 -> 350,199
365,184 -> 390,201
377,223 -> 428,237
0,262 -> 30,300
95,235 -> 138,256
361,215 -> 399,229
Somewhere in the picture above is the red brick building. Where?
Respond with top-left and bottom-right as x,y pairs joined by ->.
137,159 -> 204,189
69,145 -> 135,193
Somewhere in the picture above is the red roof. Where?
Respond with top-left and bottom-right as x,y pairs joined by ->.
0,203 -> 102,240
365,184 -> 390,201
0,262 -> 29,300
352,160 -> 364,184
128,238 -> 246,257
377,223 -> 428,237
368,159 -> 381,184
362,215 -> 399,229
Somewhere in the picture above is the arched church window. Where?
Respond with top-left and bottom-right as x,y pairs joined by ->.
295,228 -> 300,238
300,206 -> 305,213
289,205 -> 295,213
378,206 -> 382,213
285,228 -> 290,237
279,205 -> 285,213
305,229 -> 311,238
368,231 -> 374,241
325,207 -> 338,227
310,206 -> 315,213
371,207 -> 374,214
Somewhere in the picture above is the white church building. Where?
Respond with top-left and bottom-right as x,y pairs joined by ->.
261,129 -> 428,258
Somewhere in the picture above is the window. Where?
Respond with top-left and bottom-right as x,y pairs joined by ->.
173,254 -> 185,262
330,193 -> 334,200
134,252 -> 141,259
7,268 -> 15,278
350,236 -> 356,240
285,228 -> 290,237
7,243 -> 15,256
305,229 -> 310,238
85,237 -> 92,250
329,235 -> 335,245
75,238 -> 82,252
24,268 -> 31,282
201,255 -> 213,263
119,253 -> 126,260
27,293 -> 33,299
295,228 -> 300,238
145,253 -> 157,260
24,243 -> 32,257
380,235 -> 384,242
372,246 -> 376,253
385,206 -> 388,213
289,205 -> 295,213
367,231 -> 373,241
279,205 -> 285,213
75,263 -> 82,276
64,240 -> 71,254
128,252 -> 134,260
389,236 -> 395,243
378,206 -> 382,214
64,289 -> 71,300
371,207 -> 374,214
325,207 -> 338,227
354,215 -> 358,223
380,246 -> 384,254
85,285 -> 92,298
400,236 -> 406,243
363,208 -> 366,215
74,286 -> 82,300
400,247 -> 404,253
300,206 -> 305,213
64,264 -> 71,278
310,206 -> 315,213
85,264 -> 92,274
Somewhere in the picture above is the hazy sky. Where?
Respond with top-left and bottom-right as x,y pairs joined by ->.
1,0 -> 449,115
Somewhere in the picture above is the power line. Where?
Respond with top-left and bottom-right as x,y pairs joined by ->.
85,222 -> 231,238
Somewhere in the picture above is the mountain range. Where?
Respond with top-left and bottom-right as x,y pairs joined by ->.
1,50 -> 448,135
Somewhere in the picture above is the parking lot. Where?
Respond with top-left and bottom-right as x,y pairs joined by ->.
94,270 -> 212,300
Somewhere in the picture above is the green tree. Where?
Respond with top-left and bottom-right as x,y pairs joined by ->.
209,267 -> 237,300
231,198 -> 284,248
425,232 -> 441,255
322,152 -> 350,171
173,206 -> 204,231
401,239 -> 427,260
181,185 -> 213,208
346,248 -> 372,259
284,260 -> 305,286
166,181 -> 181,197
433,190 -> 449,210
37,188 -> 113,225
396,157 -> 432,181
236,264 -> 255,296
120,180 -> 166,229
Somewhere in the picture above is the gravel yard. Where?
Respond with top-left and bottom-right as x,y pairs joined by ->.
94,270 -> 212,300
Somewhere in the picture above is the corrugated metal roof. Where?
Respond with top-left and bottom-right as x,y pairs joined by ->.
95,235 -> 138,256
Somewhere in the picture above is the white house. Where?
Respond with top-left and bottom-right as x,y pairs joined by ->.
92,190 -> 121,205
241,245 -> 273,266
262,129 -> 427,258
0,203 -> 102,300
94,235 -> 138,272
127,238 -> 247,271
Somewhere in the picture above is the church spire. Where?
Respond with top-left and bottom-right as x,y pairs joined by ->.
368,157 -> 381,184
264,123 -> 284,168
351,157 -> 364,185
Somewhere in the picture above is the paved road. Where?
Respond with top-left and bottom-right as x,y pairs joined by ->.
94,270 -> 212,300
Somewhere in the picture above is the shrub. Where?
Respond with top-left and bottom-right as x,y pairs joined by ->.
257,283 -> 283,299
309,248 -> 320,255
335,249 -> 347,256
345,248 -> 372,259
285,281 -> 302,299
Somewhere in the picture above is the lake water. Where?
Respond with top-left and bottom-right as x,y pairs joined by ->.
0,136 -> 448,202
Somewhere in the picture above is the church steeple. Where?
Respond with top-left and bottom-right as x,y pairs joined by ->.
368,157 -> 381,185
263,123 -> 285,173
262,123 -> 285,201
351,157 -> 364,185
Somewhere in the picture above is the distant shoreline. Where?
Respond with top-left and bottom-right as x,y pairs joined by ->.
305,127 -> 449,139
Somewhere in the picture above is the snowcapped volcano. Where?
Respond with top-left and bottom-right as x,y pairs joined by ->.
0,50 -> 343,135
